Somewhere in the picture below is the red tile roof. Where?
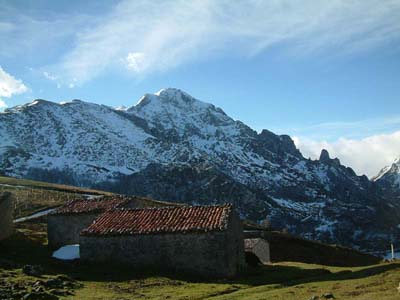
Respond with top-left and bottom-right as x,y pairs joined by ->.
81,205 -> 233,236
52,197 -> 129,215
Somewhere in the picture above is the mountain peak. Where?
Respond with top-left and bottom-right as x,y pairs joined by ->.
134,88 -> 198,108
373,157 -> 400,181
319,149 -> 330,162
319,149 -> 342,165
133,88 -> 216,115
153,88 -> 205,108
25,99 -> 55,107
155,88 -> 192,99
390,158 -> 400,173
374,157 -> 400,199
3,99 -> 54,113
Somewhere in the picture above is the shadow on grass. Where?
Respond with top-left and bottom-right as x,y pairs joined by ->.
0,227 -> 52,267
235,263 -> 400,287
1,225 -> 400,288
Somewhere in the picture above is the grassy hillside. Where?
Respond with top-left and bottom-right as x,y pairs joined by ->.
244,222 -> 381,267
0,223 -> 399,300
0,175 -> 112,218
265,231 -> 381,267
0,175 -> 112,195
0,176 -> 176,218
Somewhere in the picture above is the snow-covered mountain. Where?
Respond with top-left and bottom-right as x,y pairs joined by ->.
1,88 -> 399,253
374,158 -> 400,201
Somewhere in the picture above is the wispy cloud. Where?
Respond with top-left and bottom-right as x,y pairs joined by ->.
273,115 -> 400,141
0,66 -> 28,110
294,131 -> 400,178
2,1 -> 400,86
42,71 -> 57,81
0,3 -> 96,64
0,99 -> 7,109
41,0 -> 400,85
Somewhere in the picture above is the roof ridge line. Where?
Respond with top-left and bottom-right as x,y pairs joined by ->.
109,203 -> 233,212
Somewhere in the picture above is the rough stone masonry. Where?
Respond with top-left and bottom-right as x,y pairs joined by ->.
80,205 -> 245,278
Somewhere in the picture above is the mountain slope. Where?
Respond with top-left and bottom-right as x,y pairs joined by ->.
373,158 -> 400,202
0,88 -> 398,253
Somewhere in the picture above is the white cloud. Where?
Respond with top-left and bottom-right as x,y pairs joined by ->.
0,99 -> 7,109
273,115 -> 400,141
0,66 -> 28,98
43,71 -> 57,81
126,52 -> 146,73
294,131 -> 400,178
48,0 -> 400,84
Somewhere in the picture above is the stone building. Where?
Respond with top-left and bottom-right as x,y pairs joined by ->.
48,196 -> 140,249
80,205 -> 245,278
244,238 -> 270,265
0,192 -> 14,241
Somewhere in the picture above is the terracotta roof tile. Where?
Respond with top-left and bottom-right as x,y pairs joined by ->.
52,197 -> 129,215
81,205 -> 233,236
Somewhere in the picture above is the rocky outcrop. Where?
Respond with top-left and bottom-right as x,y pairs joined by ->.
319,149 -> 331,162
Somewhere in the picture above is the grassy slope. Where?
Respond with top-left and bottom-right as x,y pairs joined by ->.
1,223 -> 399,300
75,262 -> 400,300
0,176 -> 176,218
0,175 -> 113,218
243,222 -> 381,267
0,175 -> 112,195
265,231 -> 381,267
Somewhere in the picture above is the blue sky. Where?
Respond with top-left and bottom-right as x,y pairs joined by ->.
1,0 -> 400,176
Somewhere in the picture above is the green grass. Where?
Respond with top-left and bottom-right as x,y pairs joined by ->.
1,222 -> 400,300
0,175 -> 112,195
0,175 -> 113,218
0,175 -> 177,218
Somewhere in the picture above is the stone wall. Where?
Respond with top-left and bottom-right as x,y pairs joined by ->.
0,192 -> 14,241
47,213 -> 98,249
256,239 -> 270,264
225,209 -> 246,273
251,239 -> 270,264
80,210 -> 245,278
